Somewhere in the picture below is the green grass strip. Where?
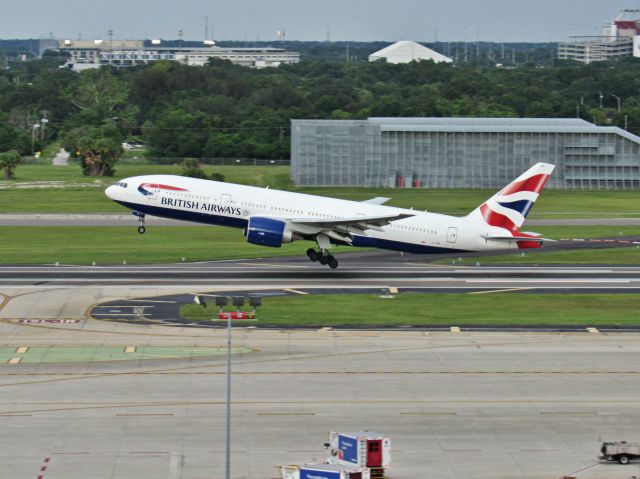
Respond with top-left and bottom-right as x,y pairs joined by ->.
0,226 -> 311,264
181,293 -> 640,326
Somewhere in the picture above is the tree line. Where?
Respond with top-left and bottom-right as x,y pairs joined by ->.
2,52 -> 640,177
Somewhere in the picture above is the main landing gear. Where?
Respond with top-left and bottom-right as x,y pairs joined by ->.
306,248 -> 339,269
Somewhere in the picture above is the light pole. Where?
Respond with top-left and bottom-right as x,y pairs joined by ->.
194,295 -> 232,479
31,123 -> 40,156
611,94 -> 621,112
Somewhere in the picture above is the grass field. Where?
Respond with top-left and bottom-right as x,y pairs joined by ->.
0,226 -> 637,265
180,293 -> 640,326
2,163 -> 293,187
1,164 -> 640,216
0,226 -> 312,265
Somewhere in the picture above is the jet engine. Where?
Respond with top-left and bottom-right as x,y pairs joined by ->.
246,216 -> 296,247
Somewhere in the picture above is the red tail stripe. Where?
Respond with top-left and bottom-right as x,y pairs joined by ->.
479,203 -> 518,231
499,174 -> 550,196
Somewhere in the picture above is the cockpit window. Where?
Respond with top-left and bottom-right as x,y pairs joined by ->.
112,181 -> 128,188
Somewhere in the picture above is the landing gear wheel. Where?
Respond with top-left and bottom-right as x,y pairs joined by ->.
137,226 -> 146,234
327,255 -> 339,269
306,248 -> 318,262
318,255 -> 329,265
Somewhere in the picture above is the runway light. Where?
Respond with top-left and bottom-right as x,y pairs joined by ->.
233,296 -> 245,308
249,296 -> 262,307
215,296 -> 229,308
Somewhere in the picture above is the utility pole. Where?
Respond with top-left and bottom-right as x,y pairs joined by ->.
108,29 -> 114,66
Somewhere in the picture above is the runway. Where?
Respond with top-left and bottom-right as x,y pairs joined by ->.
2,253 -> 640,288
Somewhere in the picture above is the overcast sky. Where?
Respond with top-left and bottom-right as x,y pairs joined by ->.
3,0 -> 636,42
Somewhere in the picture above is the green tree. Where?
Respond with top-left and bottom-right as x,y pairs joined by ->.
67,68 -> 138,126
63,125 -> 123,177
0,149 -> 21,179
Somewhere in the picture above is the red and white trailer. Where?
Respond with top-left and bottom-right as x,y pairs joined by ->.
327,431 -> 391,469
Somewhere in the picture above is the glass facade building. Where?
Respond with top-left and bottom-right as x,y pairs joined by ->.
291,118 -> 640,189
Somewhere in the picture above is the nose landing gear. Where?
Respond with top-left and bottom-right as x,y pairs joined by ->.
306,248 -> 338,269
133,211 -> 146,234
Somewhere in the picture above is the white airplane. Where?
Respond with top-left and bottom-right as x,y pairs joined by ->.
105,162 -> 555,269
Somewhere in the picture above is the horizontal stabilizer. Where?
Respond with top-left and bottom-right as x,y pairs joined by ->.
482,235 -> 556,243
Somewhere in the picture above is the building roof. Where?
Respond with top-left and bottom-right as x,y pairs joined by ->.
368,41 -> 452,64
366,117 -> 640,144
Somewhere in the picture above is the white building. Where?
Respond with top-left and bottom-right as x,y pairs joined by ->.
368,41 -> 452,64
558,9 -> 640,63
58,39 -> 300,71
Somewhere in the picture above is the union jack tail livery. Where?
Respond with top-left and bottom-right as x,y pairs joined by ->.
467,163 -> 555,249
468,163 -> 555,231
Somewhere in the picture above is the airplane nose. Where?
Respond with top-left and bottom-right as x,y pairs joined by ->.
105,185 -> 116,200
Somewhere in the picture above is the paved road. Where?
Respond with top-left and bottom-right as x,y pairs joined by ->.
0,318 -> 637,479
2,213 -> 640,226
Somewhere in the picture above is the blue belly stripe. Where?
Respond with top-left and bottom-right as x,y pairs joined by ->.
351,235 -> 469,254
115,201 -> 470,255
116,201 -> 249,229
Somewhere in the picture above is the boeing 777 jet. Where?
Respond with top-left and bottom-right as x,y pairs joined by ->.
105,162 -> 555,268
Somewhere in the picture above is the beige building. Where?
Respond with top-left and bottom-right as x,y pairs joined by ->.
58,39 -> 299,70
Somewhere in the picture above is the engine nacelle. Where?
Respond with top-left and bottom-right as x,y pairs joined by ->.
246,216 -> 294,247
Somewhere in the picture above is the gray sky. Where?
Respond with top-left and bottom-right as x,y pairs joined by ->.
3,0 -> 637,42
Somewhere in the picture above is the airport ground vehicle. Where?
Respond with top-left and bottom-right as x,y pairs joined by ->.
281,463 -> 370,479
600,441 -> 640,464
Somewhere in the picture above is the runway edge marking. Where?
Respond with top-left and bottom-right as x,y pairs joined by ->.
469,287 -> 534,295
283,288 -> 308,295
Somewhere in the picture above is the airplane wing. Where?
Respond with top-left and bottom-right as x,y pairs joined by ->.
361,197 -> 391,205
285,212 -> 413,246
290,213 -> 413,232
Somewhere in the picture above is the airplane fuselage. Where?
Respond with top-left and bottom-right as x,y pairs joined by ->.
106,174 -> 522,255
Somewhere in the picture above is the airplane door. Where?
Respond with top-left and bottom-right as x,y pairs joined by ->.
146,185 -> 160,205
218,194 -> 232,224
446,227 -> 458,243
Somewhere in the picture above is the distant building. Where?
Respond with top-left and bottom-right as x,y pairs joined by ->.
291,117 -> 640,190
559,9 -> 640,63
58,39 -> 300,71
368,41 -> 452,64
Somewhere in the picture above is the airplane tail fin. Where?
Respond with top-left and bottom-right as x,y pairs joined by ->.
467,162 -> 555,231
